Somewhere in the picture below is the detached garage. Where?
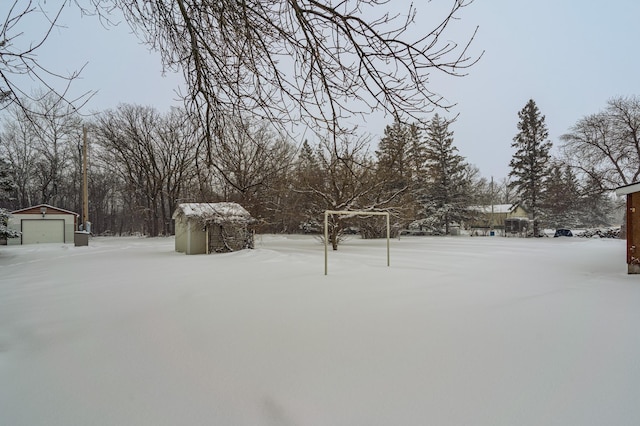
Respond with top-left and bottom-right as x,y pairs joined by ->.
7,204 -> 79,245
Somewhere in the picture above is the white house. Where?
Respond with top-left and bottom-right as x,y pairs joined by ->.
468,203 -> 529,230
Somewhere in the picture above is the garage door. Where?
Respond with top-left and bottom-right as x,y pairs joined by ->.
22,219 -> 65,244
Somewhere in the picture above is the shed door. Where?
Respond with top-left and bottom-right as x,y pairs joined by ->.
22,219 -> 65,244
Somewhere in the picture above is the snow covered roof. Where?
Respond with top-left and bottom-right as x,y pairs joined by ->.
172,202 -> 254,224
469,204 -> 520,214
615,182 -> 640,196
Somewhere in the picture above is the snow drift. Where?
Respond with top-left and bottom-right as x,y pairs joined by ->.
1,235 -> 639,425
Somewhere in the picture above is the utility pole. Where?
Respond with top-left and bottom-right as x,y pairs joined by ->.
74,126 -> 91,246
82,126 -> 89,231
490,176 -> 494,233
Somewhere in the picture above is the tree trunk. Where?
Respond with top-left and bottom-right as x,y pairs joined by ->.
331,226 -> 339,251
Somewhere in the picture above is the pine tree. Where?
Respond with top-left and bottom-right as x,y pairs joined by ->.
542,163 -> 580,228
509,99 -> 552,235
417,114 -> 470,234
562,166 -> 582,226
376,121 -> 406,186
294,140 -> 323,233
578,174 -> 615,227
297,140 -> 319,173
375,119 -> 423,224
0,159 -> 19,239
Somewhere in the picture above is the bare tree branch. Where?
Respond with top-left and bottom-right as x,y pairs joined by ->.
90,0 -> 481,159
0,1 -> 95,118
561,96 -> 640,190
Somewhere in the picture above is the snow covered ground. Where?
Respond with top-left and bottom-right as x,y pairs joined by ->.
1,235 -> 639,425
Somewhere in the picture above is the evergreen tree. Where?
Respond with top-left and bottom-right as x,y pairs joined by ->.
509,99 -> 552,235
0,158 -> 19,239
542,163 -> 580,228
376,119 -> 413,190
577,174 -> 615,227
294,140 -> 324,233
0,159 -> 14,198
560,165 -> 582,226
297,140 -> 319,173
417,114 -> 471,234
375,119 -> 423,225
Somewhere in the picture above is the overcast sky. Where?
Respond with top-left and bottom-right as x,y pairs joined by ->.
4,0 -> 640,181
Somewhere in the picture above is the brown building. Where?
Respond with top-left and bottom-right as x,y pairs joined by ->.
615,182 -> 640,274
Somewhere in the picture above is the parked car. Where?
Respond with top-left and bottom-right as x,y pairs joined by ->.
554,228 -> 573,237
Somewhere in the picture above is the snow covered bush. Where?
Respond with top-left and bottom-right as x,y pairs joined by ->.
0,159 -> 19,240
577,227 -> 621,239
0,208 -> 19,239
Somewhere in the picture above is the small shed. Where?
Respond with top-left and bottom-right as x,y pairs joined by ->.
615,182 -> 640,273
7,204 -> 79,245
172,202 -> 255,255
504,217 -> 532,237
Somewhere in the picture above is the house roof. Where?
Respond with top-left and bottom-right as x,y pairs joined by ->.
615,182 -> 640,196
172,202 -> 254,224
11,203 -> 79,216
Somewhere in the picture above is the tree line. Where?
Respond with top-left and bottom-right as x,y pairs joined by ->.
0,97 -> 492,243
1,0 -> 481,244
1,2 -> 633,243
1,94 -> 631,244
507,97 -> 639,235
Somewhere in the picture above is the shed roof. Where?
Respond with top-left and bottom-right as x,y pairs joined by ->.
615,182 -> 640,196
172,202 -> 254,224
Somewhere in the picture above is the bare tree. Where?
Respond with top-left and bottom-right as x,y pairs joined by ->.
95,105 -> 164,236
156,107 -> 201,234
495,176 -> 516,204
93,104 -> 200,236
561,96 -> 640,191
30,93 -> 83,206
0,104 -> 39,207
0,1 -> 93,115
92,0 -> 480,160
206,115 -> 296,214
0,93 -> 83,209
296,135 -> 403,249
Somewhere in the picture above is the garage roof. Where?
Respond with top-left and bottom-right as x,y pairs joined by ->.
11,204 -> 79,216
615,182 -> 640,196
